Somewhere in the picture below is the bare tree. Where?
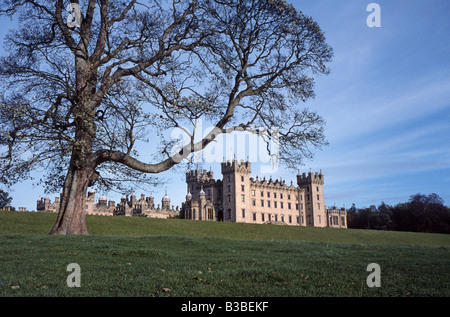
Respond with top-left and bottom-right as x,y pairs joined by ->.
0,0 -> 333,235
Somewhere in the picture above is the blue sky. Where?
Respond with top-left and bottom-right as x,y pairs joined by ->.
2,0 -> 450,211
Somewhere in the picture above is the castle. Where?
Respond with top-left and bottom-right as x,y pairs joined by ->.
36,190 -> 179,218
180,159 -> 347,228
36,159 -> 346,228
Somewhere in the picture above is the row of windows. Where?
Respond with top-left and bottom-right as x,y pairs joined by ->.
238,208 -> 302,224
239,209 -> 317,225
185,208 -> 215,220
227,193 -> 320,201
226,195 -> 322,210
253,200 -> 321,210
245,210 -> 323,225
252,190 -> 296,200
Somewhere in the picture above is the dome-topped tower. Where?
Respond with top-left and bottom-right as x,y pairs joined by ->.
99,193 -> 107,206
161,190 -> 170,210
199,185 -> 206,196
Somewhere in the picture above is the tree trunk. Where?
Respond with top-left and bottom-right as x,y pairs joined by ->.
49,163 -> 93,235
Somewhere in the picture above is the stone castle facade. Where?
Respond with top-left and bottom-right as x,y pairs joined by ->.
36,159 -> 346,228
180,159 -> 347,228
37,190 -> 179,218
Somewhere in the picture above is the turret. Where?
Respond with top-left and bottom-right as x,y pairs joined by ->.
221,158 -> 251,222
87,190 -> 95,202
98,193 -> 107,206
162,190 -> 170,210
146,193 -> 155,209
297,169 -> 326,228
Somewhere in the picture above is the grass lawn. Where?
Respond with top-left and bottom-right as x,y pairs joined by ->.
0,211 -> 449,297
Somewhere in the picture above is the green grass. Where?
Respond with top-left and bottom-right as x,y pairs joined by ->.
1,211 -> 449,296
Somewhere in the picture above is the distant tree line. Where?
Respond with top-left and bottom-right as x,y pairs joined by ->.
347,193 -> 450,234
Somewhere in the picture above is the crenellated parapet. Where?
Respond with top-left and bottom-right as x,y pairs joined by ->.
186,168 -> 216,183
250,176 -> 298,192
221,159 -> 251,175
297,170 -> 324,186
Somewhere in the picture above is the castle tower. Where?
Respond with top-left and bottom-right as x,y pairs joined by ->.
98,193 -> 107,206
221,158 -> 251,222
146,193 -> 155,210
185,167 -> 217,201
297,170 -> 326,227
199,185 -> 206,220
161,190 -> 170,211
186,190 -> 192,202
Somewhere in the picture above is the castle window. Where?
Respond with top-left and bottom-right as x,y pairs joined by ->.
301,203 -> 303,210
281,215 -> 284,222
241,176 -> 244,182
268,214 -> 271,221
241,194 -> 245,202
317,203 -> 320,209
288,194 -> 291,200
253,213 -> 256,221
318,215 -> 321,224
280,202 -> 284,209
316,186 -> 319,192
296,204 -> 299,210
307,194 -> 310,201
288,202 -> 291,209
341,217 -> 345,226
252,190 -> 255,196
280,193 -> 283,199
267,201 -> 271,207
261,200 -> 264,207
289,215 -> 292,223
274,201 -> 277,208
252,199 -> 256,206
262,213 -> 265,222
193,209 -> 196,219
333,216 -> 338,225
227,195 -> 231,202
274,193 -> 277,198
317,194 -> 320,200
275,214 -> 278,222
242,209 -> 245,218
261,191 -> 264,197
267,192 -> 270,198
241,185 -> 245,192
208,208 -> 214,220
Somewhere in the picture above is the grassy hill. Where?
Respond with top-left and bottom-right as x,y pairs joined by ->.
1,211 -> 449,297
